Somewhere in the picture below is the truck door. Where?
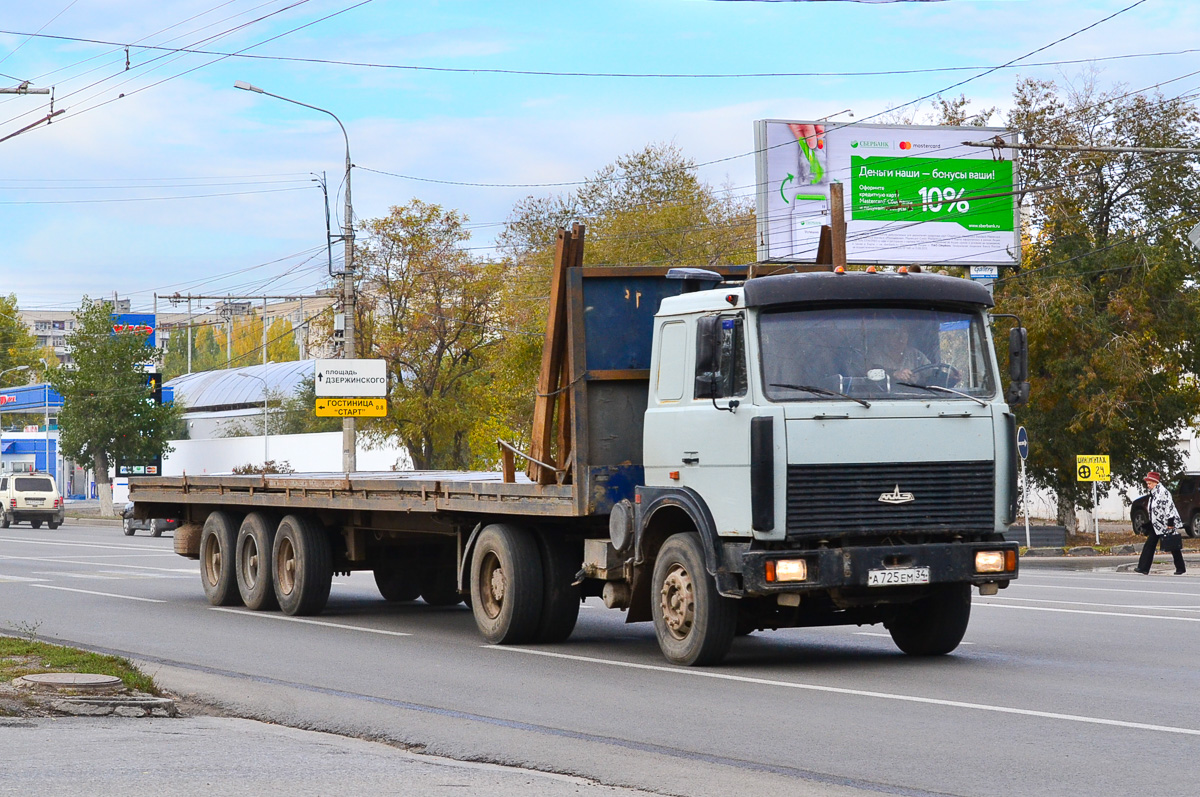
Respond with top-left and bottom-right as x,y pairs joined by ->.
645,314 -> 755,537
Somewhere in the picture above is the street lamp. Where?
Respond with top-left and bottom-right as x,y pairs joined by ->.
235,80 -> 357,472
235,370 -> 271,466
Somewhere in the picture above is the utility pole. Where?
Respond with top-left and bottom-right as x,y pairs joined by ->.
830,182 -> 847,270
233,81 -> 357,473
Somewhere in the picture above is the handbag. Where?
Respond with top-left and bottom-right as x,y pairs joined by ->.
1161,531 -> 1183,553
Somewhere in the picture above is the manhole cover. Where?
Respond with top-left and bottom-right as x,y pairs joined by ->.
16,673 -> 123,691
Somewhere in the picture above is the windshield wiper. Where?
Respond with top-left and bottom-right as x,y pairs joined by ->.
769,383 -> 871,408
895,381 -> 987,407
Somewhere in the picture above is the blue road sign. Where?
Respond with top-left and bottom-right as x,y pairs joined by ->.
1017,426 -> 1029,460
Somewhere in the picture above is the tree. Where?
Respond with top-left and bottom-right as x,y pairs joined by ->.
0,293 -> 39,386
489,143 -> 757,453
49,299 -> 183,516
357,200 -> 508,469
997,73 -> 1200,530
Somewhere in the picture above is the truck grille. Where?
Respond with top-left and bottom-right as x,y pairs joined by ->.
786,461 -> 994,538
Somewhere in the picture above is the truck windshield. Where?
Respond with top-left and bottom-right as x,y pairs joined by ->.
759,306 -> 996,402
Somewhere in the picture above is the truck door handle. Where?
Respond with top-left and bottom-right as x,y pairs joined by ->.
682,456 -> 699,465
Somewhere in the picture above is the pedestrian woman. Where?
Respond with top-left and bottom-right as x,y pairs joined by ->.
1136,471 -> 1187,575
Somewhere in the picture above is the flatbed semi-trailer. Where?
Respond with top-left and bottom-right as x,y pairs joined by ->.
133,225 -> 1026,665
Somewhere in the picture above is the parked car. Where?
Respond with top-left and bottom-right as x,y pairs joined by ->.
1130,472 -> 1200,537
0,472 -> 64,529
120,501 -> 179,537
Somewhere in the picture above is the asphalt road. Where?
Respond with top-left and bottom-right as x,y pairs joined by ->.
2,522 -> 1198,796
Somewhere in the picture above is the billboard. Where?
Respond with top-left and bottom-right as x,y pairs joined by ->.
111,313 -> 156,347
755,120 -> 1019,266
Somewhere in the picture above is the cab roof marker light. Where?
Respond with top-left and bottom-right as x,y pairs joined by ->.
866,266 -> 877,273
897,266 -> 909,274
834,266 -> 846,274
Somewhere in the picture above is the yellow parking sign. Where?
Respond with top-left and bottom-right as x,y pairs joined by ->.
1076,455 -> 1110,482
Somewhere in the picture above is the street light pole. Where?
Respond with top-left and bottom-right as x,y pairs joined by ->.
235,81 -> 356,473
235,370 -> 270,466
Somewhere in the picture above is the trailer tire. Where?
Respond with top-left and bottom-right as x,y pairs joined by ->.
533,534 -> 580,643
236,512 -> 279,611
651,532 -> 737,666
421,569 -> 464,606
200,511 -> 242,607
272,514 -> 332,616
374,565 -> 421,602
470,524 -> 543,644
885,583 -> 972,656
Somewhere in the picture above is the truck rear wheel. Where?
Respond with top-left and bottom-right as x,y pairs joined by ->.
651,533 -> 737,666
374,564 -> 421,602
272,514 -> 332,616
236,512 -> 279,611
31,520 -> 42,529
470,524 -> 543,644
885,583 -> 972,656
533,533 -> 580,643
200,511 -> 242,607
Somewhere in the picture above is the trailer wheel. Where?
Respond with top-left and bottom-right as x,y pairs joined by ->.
532,533 -> 580,643
651,533 -> 737,666
236,512 -> 279,611
200,511 -> 242,607
421,568 -> 464,606
272,514 -> 332,616
885,583 -> 972,656
374,565 -> 421,602
470,524 -> 543,644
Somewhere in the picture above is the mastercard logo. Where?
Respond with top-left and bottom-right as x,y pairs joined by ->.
899,141 -> 912,150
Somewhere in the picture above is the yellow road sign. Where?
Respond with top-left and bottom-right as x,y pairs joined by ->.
1076,455 -> 1111,482
315,398 -> 387,417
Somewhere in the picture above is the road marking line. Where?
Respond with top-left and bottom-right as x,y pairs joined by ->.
1013,583 -> 1200,597
485,647 -> 1200,737
852,632 -> 974,644
0,555 -> 194,573
977,602 -> 1200,622
0,575 -> 48,583
30,585 -> 165,603
0,536 -> 162,552
989,595 -> 1200,612
210,608 -> 411,636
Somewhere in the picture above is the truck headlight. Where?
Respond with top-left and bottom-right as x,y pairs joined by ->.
975,550 -> 1015,573
766,559 -> 808,583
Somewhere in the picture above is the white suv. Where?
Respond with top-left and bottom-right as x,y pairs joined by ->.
0,473 -> 64,529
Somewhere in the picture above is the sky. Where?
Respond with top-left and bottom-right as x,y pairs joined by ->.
1,0 -> 1197,312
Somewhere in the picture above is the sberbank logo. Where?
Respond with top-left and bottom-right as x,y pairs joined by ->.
850,140 -> 890,149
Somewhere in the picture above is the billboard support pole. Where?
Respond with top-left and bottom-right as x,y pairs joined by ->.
830,182 -> 847,270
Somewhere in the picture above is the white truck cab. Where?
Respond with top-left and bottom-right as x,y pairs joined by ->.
630,269 -> 1024,664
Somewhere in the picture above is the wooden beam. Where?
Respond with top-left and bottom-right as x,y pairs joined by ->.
527,225 -> 580,481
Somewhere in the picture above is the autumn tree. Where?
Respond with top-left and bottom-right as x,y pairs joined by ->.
356,200 -> 507,469
490,143 -> 757,450
49,299 -> 183,516
0,293 -> 39,385
996,73 -> 1200,529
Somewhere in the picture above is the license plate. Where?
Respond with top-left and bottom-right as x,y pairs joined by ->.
868,567 -> 930,587
25,499 -> 44,507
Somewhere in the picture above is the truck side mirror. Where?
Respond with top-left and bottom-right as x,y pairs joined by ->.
1008,328 -> 1028,382
694,316 -> 720,399
1006,381 -> 1030,406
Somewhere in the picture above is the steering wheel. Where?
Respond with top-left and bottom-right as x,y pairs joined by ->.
909,362 -> 959,388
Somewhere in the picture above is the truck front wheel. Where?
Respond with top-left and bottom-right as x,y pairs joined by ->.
651,533 -> 737,666
272,514 -> 332,616
885,583 -> 971,656
470,524 -> 543,644
200,511 -> 243,607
